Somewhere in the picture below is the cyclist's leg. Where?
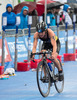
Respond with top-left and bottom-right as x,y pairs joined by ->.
52,52 -> 63,81
52,39 -> 63,81
54,38 -> 62,71
52,52 -> 62,71
41,43 -> 48,79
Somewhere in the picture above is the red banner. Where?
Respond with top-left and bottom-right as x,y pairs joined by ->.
0,39 -> 12,63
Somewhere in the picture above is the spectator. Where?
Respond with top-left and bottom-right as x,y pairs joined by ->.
28,9 -> 38,27
63,4 -> 72,25
2,4 -> 16,29
55,6 -> 61,24
57,9 -> 65,25
46,9 -> 56,26
55,6 -> 61,15
74,8 -> 77,23
17,6 -> 28,29
28,9 -> 38,16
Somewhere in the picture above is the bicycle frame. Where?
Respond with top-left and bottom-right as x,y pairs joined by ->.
31,51 -> 64,97
31,51 -> 55,81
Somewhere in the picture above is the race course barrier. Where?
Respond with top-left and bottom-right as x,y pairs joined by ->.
0,24 -> 77,70
63,53 -> 75,61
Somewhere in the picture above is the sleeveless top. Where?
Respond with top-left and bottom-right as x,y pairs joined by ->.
39,30 -> 58,43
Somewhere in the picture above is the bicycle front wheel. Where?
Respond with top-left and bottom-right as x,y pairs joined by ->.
36,61 -> 51,97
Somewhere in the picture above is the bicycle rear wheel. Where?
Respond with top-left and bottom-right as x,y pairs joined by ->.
36,61 -> 51,97
54,59 -> 64,93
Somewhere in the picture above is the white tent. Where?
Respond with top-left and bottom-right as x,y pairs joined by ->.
0,0 -> 18,31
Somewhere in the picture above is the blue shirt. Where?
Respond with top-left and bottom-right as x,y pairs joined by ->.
17,6 -> 28,29
47,13 -> 56,26
2,4 -> 16,29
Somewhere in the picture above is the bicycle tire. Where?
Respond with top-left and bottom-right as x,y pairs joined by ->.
54,59 -> 64,93
36,61 -> 51,97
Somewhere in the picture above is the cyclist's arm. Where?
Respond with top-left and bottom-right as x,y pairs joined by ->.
48,28 -> 57,54
32,32 -> 38,53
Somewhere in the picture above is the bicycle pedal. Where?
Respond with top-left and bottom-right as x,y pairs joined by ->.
53,75 -> 59,82
40,77 -> 49,83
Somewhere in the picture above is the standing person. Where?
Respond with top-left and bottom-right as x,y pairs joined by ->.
17,6 -> 28,29
63,4 -> 72,25
30,22 -> 63,81
28,9 -> 38,27
46,9 -> 56,26
2,4 -> 16,29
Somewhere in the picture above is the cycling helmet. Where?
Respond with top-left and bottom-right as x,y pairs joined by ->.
36,22 -> 47,33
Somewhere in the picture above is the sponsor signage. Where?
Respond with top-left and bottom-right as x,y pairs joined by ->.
6,35 -> 40,62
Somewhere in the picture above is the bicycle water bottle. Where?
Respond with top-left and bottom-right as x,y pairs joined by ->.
48,63 -> 52,71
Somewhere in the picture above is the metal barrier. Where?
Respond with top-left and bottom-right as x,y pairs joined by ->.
0,24 -> 77,70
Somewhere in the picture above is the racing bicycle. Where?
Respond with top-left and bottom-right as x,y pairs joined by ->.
32,50 -> 64,97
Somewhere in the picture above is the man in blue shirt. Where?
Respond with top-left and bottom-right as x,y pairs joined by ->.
47,9 -> 56,26
17,6 -> 28,29
2,4 -> 16,29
